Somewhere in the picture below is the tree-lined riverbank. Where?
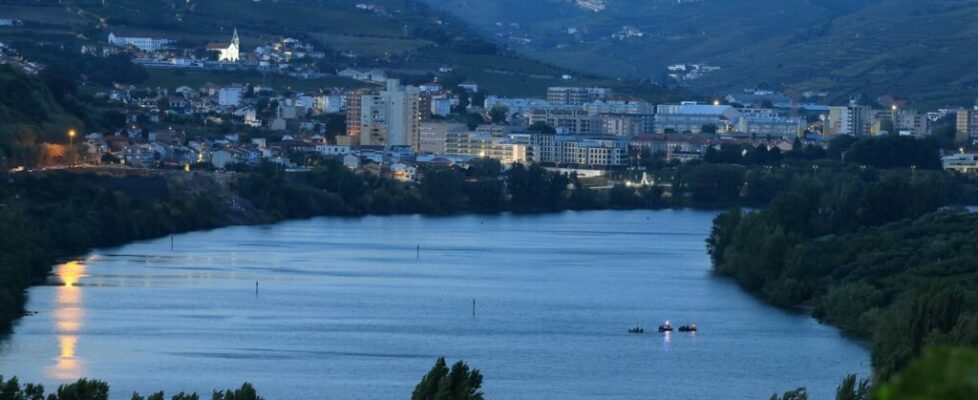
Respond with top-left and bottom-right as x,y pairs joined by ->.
707,165 -> 978,395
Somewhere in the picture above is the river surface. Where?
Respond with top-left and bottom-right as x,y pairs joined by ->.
0,210 -> 868,399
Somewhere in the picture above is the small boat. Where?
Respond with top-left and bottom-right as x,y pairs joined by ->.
678,324 -> 697,332
658,321 -> 673,332
628,327 -> 645,334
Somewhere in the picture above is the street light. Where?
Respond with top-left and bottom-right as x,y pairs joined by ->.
68,129 -> 77,167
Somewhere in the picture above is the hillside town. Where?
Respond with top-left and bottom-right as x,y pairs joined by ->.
4,27 -> 978,180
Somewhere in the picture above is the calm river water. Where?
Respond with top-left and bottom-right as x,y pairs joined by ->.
0,210 -> 868,399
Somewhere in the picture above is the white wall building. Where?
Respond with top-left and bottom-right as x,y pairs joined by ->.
108,33 -> 173,52
942,153 -> 978,173
358,80 -> 421,151
218,86 -> 243,107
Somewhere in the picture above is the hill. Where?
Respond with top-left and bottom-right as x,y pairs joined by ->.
419,0 -> 978,105
0,65 -> 83,168
0,0 -> 658,97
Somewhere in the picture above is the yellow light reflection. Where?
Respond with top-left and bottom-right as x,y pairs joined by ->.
59,261 -> 86,287
47,261 -> 87,380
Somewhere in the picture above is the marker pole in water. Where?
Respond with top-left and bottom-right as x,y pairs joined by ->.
472,299 -> 476,317
416,245 -> 420,260
170,235 -> 174,251
255,281 -> 259,296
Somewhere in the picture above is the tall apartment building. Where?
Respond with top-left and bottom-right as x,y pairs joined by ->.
546,87 -> 613,106
344,88 -> 371,138
827,100 -> 872,136
956,106 -> 978,145
355,80 -> 422,151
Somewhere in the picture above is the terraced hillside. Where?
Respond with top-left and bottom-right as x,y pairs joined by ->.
0,0 -> 651,97
421,0 -> 978,104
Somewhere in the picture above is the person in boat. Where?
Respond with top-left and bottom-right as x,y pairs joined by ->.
628,326 -> 644,334
658,321 -> 673,332
679,324 -> 697,332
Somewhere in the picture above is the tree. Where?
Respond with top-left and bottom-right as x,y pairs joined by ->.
875,347 -> 978,400
526,121 -> 556,134
0,376 -> 45,400
211,383 -> 262,400
835,374 -> 871,400
51,379 -> 109,400
769,388 -> 807,400
488,106 -> 509,124
828,135 -> 857,161
421,167 -> 466,213
411,358 -> 484,400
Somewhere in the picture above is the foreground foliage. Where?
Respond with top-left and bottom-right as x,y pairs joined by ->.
412,358 -> 484,400
0,377 -> 260,400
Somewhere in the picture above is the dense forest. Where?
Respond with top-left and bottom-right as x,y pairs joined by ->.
707,164 -> 978,395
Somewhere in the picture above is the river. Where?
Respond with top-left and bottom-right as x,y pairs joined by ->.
0,210 -> 868,399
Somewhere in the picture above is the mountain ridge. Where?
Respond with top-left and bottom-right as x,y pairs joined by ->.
420,0 -> 978,105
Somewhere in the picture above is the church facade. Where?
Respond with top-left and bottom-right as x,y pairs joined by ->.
206,29 -> 240,62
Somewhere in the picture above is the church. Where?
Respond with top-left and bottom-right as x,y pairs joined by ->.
206,29 -> 240,62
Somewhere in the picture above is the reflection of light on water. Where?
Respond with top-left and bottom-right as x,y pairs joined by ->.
47,261 -> 86,380
663,331 -> 672,345
59,261 -> 86,287
52,336 -> 81,380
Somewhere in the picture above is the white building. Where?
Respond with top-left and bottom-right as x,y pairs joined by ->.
108,33 -> 173,52
206,29 -> 240,62
942,153 -> 978,173
483,96 -> 552,115
338,68 -> 387,82
218,86 -> 243,107
317,145 -> 352,156
444,131 -> 528,164
654,103 -> 741,134
521,134 -> 628,168
358,79 -> 421,151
